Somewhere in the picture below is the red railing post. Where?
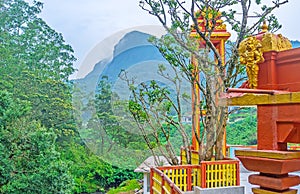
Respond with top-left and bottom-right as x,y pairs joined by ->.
150,168 -> 154,194
187,167 -> 192,190
236,161 -> 240,185
170,183 -> 175,194
201,162 -> 207,188
161,172 -> 165,194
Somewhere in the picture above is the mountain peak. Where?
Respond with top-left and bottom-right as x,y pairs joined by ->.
113,31 -> 153,57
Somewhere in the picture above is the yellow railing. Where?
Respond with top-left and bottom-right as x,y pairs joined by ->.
180,149 -> 199,165
150,159 -> 240,193
181,146 -> 234,164
157,165 -> 201,191
151,167 -> 183,194
152,168 -> 162,194
201,160 -> 240,188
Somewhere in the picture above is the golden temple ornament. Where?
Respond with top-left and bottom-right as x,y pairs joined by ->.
239,36 -> 264,89
238,21 -> 293,88
261,33 -> 292,52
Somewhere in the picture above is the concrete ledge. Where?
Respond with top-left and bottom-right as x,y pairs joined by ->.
183,192 -> 194,194
194,186 -> 245,194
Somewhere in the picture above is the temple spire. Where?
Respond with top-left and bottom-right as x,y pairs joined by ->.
261,20 -> 268,33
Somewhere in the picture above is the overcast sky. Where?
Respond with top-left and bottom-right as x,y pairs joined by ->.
26,0 -> 300,76
37,0 -> 159,71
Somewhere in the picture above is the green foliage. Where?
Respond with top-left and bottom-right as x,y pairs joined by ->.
128,100 -> 147,121
0,90 -> 140,193
0,0 -> 75,81
0,0 -> 78,192
0,1 -> 125,193
0,91 -> 31,125
62,143 -> 107,193
107,179 -> 141,194
0,91 -> 73,194
0,0 -> 76,134
265,14 -> 282,33
95,77 -> 148,150
122,70 -> 190,164
61,142 -> 140,193
227,108 -> 257,145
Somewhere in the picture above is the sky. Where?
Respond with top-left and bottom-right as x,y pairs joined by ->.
37,0 -> 160,77
26,0 -> 300,78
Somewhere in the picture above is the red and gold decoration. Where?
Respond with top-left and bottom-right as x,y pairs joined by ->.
222,22 -> 300,194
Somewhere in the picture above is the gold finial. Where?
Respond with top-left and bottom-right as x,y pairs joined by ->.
261,20 -> 268,33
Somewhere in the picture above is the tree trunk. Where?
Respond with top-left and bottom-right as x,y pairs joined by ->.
215,107 -> 228,160
204,75 -> 217,161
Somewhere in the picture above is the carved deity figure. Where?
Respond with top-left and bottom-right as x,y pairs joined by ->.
239,36 -> 264,89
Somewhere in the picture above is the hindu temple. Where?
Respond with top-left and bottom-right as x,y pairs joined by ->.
221,21 -> 300,194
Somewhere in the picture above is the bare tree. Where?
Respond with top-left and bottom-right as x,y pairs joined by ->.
127,0 -> 288,162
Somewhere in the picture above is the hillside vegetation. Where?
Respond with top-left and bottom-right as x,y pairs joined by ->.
0,1 -> 139,193
0,1 -> 268,193
227,107 -> 257,145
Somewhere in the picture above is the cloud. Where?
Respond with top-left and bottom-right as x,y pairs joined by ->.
272,1 -> 300,40
24,0 -> 300,75
35,0 -> 159,69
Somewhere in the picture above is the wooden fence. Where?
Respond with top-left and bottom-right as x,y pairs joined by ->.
150,159 -> 239,193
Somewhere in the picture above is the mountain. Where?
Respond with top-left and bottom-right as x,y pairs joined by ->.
73,31 -> 168,96
291,40 -> 300,48
113,30 -> 156,57
73,32 -> 300,114
74,30 -> 300,95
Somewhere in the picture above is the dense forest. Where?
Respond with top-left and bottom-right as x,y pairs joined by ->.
227,107 -> 257,146
0,0 -> 257,193
0,1 -> 140,193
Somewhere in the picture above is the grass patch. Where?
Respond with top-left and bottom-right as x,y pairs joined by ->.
107,179 -> 141,194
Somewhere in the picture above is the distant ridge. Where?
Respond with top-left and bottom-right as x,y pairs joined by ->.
74,30 -> 168,97
74,30 -> 300,97
113,31 -> 154,57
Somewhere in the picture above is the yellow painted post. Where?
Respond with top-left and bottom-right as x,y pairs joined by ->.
191,55 -> 200,152
207,164 -> 211,188
183,169 -> 186,191
226,164 -> 230,186
198,167 -> 201,186
222,164 -> 225,187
